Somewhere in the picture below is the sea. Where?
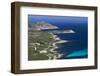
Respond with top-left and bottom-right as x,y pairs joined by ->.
28,15 -> 88,59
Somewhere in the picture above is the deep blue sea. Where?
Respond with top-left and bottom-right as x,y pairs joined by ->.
28,15 -> 88,59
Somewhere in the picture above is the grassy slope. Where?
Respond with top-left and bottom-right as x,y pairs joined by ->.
28,30 -> 59,60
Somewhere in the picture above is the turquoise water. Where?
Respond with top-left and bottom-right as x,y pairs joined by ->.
67,49 -> 87,58
28,15 -> 88,59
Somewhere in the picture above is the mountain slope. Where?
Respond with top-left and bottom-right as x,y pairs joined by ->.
29,21 -> 58,30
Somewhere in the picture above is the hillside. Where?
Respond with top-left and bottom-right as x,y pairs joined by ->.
29,21 -> 58,30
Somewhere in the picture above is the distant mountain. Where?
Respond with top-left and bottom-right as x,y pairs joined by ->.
29,21 -> 58,30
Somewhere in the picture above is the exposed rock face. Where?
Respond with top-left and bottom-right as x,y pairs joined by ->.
29,21 -> 58,30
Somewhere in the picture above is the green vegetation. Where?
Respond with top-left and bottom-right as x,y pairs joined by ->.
28,30 -> 60,60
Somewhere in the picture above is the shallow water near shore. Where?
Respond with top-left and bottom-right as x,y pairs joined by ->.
28,15 -> 88,60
